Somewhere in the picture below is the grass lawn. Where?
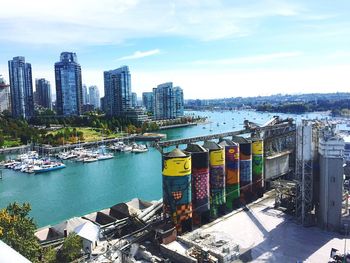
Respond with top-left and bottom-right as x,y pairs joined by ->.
3,139 -> 21,147
49,127 -> 123,143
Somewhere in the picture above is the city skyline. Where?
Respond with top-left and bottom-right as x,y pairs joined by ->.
0,1 -> 350,99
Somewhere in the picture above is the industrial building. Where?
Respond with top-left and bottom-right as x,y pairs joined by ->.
153,117 -> 347,262
32,117 -> 348,262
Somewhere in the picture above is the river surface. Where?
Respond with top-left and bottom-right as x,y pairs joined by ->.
0,110 -> 330,227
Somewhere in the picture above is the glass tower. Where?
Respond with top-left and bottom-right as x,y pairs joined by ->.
35,78 -> 52,109
174,86 -> 184,117
152,83 -> 184,120
103,66 -> 131,116
153,82 -> 176,120
54,52 -> 82,116
88,85 -> 100,109
8,56 -> 34,118
0,75 -> 10,113
142,92 -> 153,113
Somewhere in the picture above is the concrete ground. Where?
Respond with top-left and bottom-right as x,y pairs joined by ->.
197,195 -> 346,263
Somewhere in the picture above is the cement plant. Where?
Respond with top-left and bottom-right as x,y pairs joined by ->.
24,116 -> 350,263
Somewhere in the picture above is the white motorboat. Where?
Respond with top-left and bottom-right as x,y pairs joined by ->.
32,163 -> 66,173
131,143 -> 148,153
83,157 -> 98,163
97,153 -> 114,160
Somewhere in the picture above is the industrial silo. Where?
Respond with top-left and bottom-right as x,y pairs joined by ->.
252,139 -> 264,198
185,144 -> 210,226
219,138 -> 240,210
233,136 -> 252,203
203,140 -> 225,218
162,148 -> 192,234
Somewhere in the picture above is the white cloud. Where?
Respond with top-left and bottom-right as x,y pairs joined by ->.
0,0 -> 303,44
194,52 -> 303,65
117,49 -> 161,61
328,51 -> 350,59
131,64 -> 350,99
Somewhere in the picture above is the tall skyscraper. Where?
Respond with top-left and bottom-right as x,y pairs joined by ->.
142,92 -> 153,113
153,82 -> 176,120
8,56 -> 34,118
131,92 -> 137,108
103,66 -> 131,116
54,52 -> 82,116
35,78 -> 52,109
174,86 -> 184,117
152,82 -> 184,120
82,84 -> 89,105
0,75 -> 10,113
88,85 -> 100,109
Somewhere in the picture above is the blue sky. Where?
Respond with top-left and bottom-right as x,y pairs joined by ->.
0,0 -> 350,99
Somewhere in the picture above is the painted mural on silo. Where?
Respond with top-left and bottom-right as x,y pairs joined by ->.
232,136 -> 252,202
252,139 -> 264,198
185,144 -> 210,226
203,141 -> 225,218
219,138 -> 240,210
162,148 -> 192,233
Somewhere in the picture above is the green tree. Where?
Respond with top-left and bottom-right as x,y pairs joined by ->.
56,233 -> 82,262
0,202 -> 41,262
42,247 -> 57,263
0,134 -> 4,147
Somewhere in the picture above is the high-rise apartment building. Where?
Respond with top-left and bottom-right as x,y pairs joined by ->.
153,82 -> 176,120
131,92 -> 137,108
103,66 -> 131,116
35,78 -> 52,109
142,92 -> 153,113
8,56 -> 34,118
54,52 -> 82,116
152,82 -> 184,120
0,75 -> 10,113
89,86 -> 100,109
174,86 -> 184,117
82,84 -> 89,105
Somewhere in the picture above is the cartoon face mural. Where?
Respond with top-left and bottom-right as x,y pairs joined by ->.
210,149 -> 224,166
163,156 -> 191,176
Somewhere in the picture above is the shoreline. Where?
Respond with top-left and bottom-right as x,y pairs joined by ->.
158,122 -> 197,130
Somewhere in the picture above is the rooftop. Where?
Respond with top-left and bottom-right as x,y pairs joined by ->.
164,193 -> 346,262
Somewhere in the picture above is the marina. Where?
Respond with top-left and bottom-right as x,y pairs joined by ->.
0,110 -> 334,227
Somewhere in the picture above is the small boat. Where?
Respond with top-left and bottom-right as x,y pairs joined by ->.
121,145 -> 132,152
3,161 -> 20,168
83,157 -> 98,163
131,143 -> 148,153
58,152 -> 78,160
33,163 -> 66,173
97,154 -> 114,160
109,141 -> 128,151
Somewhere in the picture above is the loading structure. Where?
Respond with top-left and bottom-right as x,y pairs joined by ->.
185,144 -> 210,226
155,117 -> 297,232
162,148 -> 192,234
219,138 -> 240,211
203,140 -> 226,218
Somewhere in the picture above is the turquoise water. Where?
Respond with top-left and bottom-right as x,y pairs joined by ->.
0,110 -> 329,227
